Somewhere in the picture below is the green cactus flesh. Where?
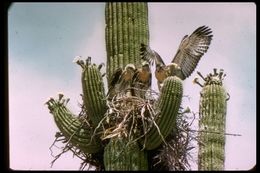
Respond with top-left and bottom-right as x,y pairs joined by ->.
198,69 -> 228,170
46,96 -> 102,154
43,2 -> 220,170
105,2 -> 149,85
104,137 -> 148,170
81,63 -> 107,127
141,76 -> 183,150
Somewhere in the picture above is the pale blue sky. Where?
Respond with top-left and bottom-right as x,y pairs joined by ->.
8,3 -> 256,170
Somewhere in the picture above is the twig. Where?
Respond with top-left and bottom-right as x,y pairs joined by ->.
189,129 -> 242,136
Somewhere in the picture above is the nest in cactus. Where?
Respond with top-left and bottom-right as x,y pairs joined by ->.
93,88 -> 163,148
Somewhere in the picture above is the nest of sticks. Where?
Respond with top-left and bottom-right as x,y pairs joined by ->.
49,88 -> 196,170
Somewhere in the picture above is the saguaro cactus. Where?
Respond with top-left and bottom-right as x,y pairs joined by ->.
45,3 -> 221,171
194,69 -> 229,170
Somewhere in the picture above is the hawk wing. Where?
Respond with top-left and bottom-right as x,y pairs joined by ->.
107,68 -> 123,96
171,25 -> 213,80
140,43 -> 165,67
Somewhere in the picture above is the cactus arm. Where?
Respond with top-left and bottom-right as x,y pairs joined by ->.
46,96 -> 102,154
80,62 -> 107,127
141,76 -> 183,150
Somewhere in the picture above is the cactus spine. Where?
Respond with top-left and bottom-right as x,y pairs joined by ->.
196,69 -> 228,170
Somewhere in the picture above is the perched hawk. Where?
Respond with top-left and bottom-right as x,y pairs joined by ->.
132,61 -> 152,99
140,25 -> 213,90
107,64 -> 136,99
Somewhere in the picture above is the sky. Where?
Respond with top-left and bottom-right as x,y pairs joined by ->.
8,3 -> 256,170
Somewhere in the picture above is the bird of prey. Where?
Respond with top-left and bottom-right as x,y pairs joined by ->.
140,25 -> 213,90
107,64 -> 136,100
132,61 -> 152,99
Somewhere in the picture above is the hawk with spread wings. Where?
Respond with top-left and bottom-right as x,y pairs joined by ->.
140,25 -> 213,90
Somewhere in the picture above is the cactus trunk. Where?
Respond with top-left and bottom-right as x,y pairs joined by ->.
105,2 -> 149,85
197,69 -> 228,170
104,137 -> 148,170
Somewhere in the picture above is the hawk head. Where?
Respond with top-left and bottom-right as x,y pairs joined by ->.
141,61 -> 150,72
168,63 -> 184,79
125,63 -> 136,72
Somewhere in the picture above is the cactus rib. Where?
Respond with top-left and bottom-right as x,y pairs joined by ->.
141,76 -> 183,150
104,137 -> 148,170
46,97 -> 102,154
197,69 -> 228,170
105,2 -> 149,81
81,63 -> 107,127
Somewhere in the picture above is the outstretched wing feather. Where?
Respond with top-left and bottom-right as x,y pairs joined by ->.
172,26 -> 213,79
140,43 -> 165,66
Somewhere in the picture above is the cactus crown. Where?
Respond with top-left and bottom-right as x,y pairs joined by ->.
194,68 -> 226,87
